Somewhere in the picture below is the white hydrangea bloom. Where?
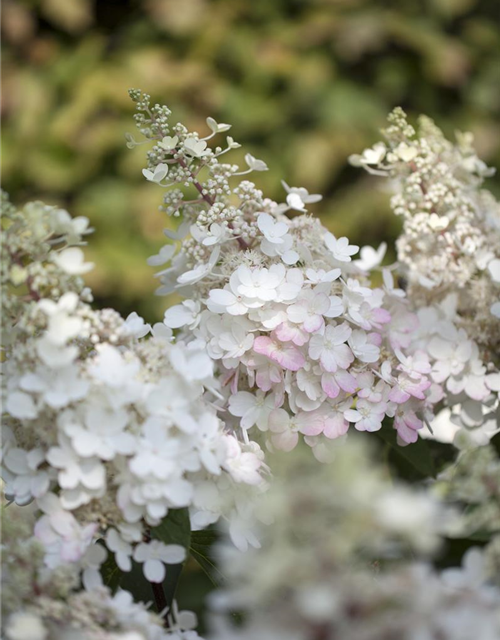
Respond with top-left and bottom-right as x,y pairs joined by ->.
354,109 -> 500,442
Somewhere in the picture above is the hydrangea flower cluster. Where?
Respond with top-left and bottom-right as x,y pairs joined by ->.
4,93 -> 500,640
208,440 -> 500,640
352,109 -> 500,442
2,507 -> 202,640
1,193 -> 266,585
131,90 -> 436,452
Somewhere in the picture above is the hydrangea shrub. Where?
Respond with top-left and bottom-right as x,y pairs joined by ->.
1,94 -> 499,640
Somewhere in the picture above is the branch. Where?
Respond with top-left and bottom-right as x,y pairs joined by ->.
177,157 -> 250,251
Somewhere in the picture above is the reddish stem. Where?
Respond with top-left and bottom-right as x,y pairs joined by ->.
176,157 -> 250,251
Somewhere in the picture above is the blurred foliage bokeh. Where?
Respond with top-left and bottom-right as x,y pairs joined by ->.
3,0 -> 500,322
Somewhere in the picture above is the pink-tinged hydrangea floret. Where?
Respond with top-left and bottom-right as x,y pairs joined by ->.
254,334 -> 306,372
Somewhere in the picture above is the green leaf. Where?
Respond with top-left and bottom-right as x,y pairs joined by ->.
376,422 -> 436,478
190,527 -> 225,587
191,529 -> 219,547
151,507 -> 191,550
100,550 -> 122,593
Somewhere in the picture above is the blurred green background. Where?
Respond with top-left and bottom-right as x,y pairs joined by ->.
3,0 -> 500,322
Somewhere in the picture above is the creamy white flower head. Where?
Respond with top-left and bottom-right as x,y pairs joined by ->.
183,137 -> 211,158
441,547 -> 488,590
207,116 -> 232,134
201,223 -> 228,246
487,258 -> 500,283
305,268 -> 341,284
158,135 -> 179,151
124,312 -> 151,339
245,153 -> 268,171
354,242 -> 387,271
106,528 -> 133,572
228,390 -> 275,431
5,391 -> 38,420
142,163 -> 169,183
2,447 -> 50,505
5,612 -> 48,640
349,141 -> 387,173
257,213 -> 289,245
281,180 -> 322,212
52,247 -> 94,275
394,141 -> 418,162
147,244 -> 176,266
324,233 -> 359,263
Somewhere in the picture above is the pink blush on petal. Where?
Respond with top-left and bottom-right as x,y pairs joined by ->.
254,335 -> 305,371
302,315 -> 324,333
373,308 -> 392,324
276,344 -> 306,371
321,374 -> 340,399
323,414 -> 349,439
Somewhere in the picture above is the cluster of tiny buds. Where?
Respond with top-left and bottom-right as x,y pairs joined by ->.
233,218 -> 259,239
183,237 -> 209,264
235,181 -> 266,210
162,189 -> 185,216
203,176 -> 232,198
383,106 -> 416,139
197,202 -> 234,227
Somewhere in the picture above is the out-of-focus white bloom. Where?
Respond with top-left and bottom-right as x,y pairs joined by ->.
52,247 -> 94,275
124,312 -> 151,338
5,612 -> 48,640
2,199 -> 265,588
354,242 -> 387,271
487,258 -> 500,283
281,181 -> 322,212
207,438 -> 496,640
206,117 -> 231,134
147,244 -> 176,266
442,547 -> 488,590
244,153 -> 268,171
348,141 -> 387,173
223,435 -> 263,485
106,528 -> 133,571
2,448 -> 50,505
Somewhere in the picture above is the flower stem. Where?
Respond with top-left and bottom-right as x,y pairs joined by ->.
151,581 -> 170,627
